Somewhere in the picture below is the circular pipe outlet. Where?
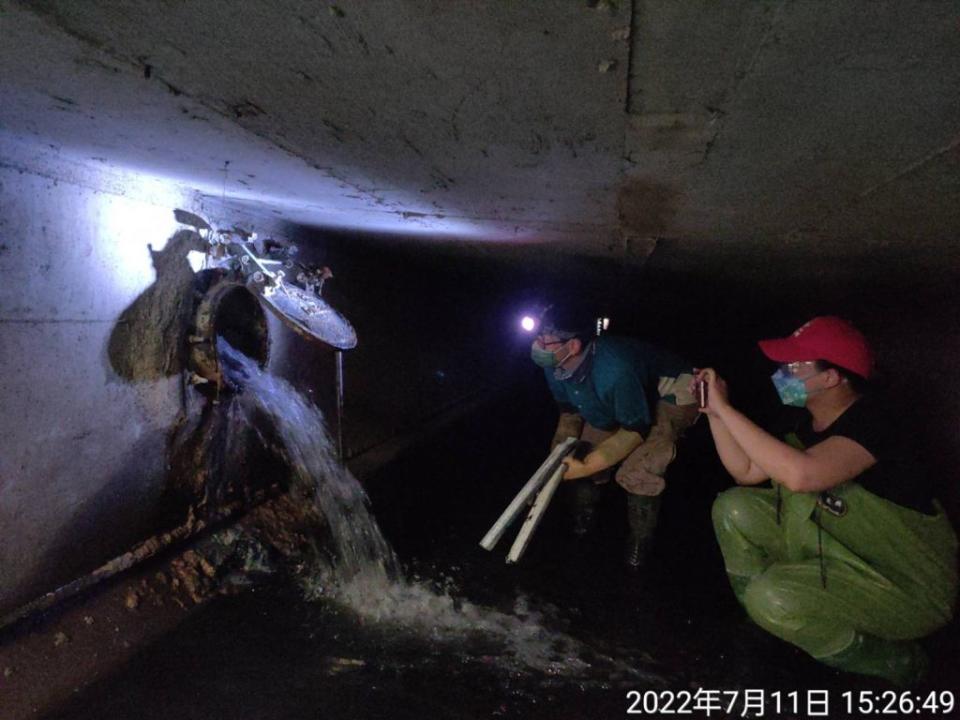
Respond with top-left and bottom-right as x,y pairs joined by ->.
189,270 -> 269,392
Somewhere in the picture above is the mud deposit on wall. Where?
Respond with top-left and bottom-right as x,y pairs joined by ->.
107,230 -> 204,381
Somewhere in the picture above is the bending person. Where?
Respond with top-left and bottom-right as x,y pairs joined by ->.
530,302 -> 698,568
698,316 -> 957,686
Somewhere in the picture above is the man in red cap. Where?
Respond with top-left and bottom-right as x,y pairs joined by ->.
696,317 -> 957,686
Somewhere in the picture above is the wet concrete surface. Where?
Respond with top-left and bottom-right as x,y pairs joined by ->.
43,381 -> 960,719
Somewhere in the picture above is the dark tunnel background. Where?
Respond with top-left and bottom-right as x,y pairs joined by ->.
327,235 -> 960,700
31,229 -> 960,720
265,224 -> 960,603
271,227 -> 960,526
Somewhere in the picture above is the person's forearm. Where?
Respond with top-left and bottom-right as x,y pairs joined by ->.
561,427 -> 644,480
583,428 -> 643,474
707,414 -> 763,484
713,403 -> 809,489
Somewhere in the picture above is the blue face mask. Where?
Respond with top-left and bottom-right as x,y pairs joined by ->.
531,344 -> 558,368
771,367 -> 809,407
530,341 -> 570,368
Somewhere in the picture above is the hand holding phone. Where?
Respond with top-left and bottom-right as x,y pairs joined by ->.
695,377 -> 708,409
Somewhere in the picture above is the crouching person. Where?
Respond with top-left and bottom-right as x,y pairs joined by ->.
530,302 -> 699,568
698,316 -> 957,686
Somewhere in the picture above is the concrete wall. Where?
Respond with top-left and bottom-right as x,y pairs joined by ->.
0,142 -> 522,618
0,151 -> 192,614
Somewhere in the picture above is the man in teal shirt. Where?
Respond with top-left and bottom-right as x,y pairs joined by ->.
530,304 -> 699,567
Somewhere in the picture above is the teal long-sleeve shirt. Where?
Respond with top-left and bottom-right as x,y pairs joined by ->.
544,336 -> 692,436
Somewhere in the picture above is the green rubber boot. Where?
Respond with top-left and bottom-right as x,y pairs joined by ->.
625,493 -> 662,568
819,632 -> 929,687
726,573 -> 752,606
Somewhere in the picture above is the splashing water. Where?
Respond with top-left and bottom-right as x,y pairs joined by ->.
219,338 -> 399,584
218,340 -> 659,683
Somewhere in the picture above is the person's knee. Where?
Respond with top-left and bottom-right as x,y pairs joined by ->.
742,568 -> 832,649
615,462 -> 666,496
633,436 -> 677,478
742,572 -> 802,636
711,487 -> 757,533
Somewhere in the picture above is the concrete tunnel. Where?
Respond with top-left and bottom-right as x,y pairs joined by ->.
1,1 -> 959,717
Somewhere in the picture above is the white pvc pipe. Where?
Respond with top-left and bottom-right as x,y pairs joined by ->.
479,437 -> 576,551
506,460 -> 567,564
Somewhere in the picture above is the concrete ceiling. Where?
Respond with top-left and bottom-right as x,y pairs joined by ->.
1,0 -> 958,270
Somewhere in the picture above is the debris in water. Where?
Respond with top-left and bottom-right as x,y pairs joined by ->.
184,550 -> 217,579
169,557 -> 205,603
326,657 -> 366,674
589,0 -> 620,12
53,632 -> 69,647
124,589 -> 140,610
4,667 -> 14,678
82,616 -> 94,626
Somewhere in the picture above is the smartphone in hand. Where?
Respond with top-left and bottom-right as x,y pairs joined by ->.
695,378 -> 708,409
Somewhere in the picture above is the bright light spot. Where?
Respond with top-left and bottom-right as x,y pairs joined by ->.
71,164 -> 192,302
602,317 -> 610,331
186,250 -> 207,273
98,192 -> 182,298
521,316 -> 536,332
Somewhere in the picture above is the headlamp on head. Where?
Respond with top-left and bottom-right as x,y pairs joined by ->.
518,303 -> 610,339
518,304 -> 555,336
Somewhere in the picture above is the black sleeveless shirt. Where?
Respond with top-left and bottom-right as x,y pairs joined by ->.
789,397 -> 936,515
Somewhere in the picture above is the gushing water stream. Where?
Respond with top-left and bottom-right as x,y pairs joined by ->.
220,339 -> 399,584
218,340 -> 656,682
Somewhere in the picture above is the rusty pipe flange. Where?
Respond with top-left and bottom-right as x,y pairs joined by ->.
188,270 -> 269,394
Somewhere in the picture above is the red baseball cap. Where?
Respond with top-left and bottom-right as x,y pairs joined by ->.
758,316 -> 874,379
